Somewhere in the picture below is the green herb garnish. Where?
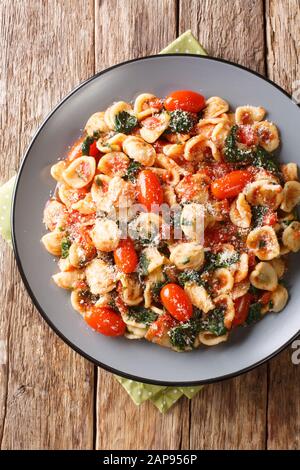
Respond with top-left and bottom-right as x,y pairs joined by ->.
137,252 -> 150,277
122,160 -> 142,182
127,306 -> 158,326
178,270 -> 203,286
224,125 -> 253,163
169,320 -> 199,351
204,251 -> 239,272
169,110 -> 196,133
61,237 -> 71,259
251,205 -> 269,227
200,307 -> 227,336
115,111 -> 138,134
246,302 -> 262,325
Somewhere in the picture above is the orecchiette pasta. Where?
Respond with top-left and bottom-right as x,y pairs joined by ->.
42,90 -> 299,351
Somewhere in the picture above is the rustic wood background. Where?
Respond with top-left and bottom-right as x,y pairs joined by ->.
0,0 -> 299,450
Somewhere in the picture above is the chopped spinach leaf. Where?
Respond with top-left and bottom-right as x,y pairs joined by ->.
199,307 -> 227,336
246,302 -> 262,325
81,132 -> 99,155
252,146 -> 280,173
137,252 -> 150,277
61,237 -> 71,259
169,110 -> 196,133
178,270 -> 203,287
169,319 -> 200,351
150,281 -> 166,303
251,205 -> 269,227
204,250 -> 239,272
122,160 -> 142,182
115,111 -> 138,134
127,306 -> 157,326
224,125 -> 253,163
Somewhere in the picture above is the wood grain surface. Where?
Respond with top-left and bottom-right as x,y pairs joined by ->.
0,0 -> 299,450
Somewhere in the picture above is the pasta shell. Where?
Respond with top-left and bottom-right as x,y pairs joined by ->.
85,259 -> 116,295
249,261 -> 278,291
203,97 -> 229,118
122,136 -> 156,166
232,279 -> 251,299
58,184 -> 86,208
41,230 -> 64,256
184,284 -> 214,313
90,219 -> 121,251
211,268 -> 234,295
246,226 -> 280,260
211,121 -> 231,146
244,180 -> 283,210
58,256 -> 73,272
180,203 -> 205,242
69,242 -> 96,268
235,105 -> 265,125
71,193 -> 96,215
104,101 -> 133,130
282,221 -> 300,252
43,200 -> 66,231
163,185 -> 177,206
269,284 -> 289,313
128,212 -> 163,242
62,156 -> 96,189
176,174 -> 210,203
52,270 -> 85,289
140,112 -> 170,143
184,135 -> 221,162
253,121 -> 280,152
134,93 -> 159,120
85,111 -> 109,135
213,294 -> 235,329
125,325 -> 147,339
281,163 -> 298,182
230,193 -> 252,228
280,181 -> 300,212
199,331 -> 229,346
119,274 -> 143,306
51,161 -> 66,182
162,143 -> 185,159
169,242 -> 204,271
234,253 -> 249,283
141,246 -> 165,274
270,257 -> 285,279
155,154 -> 188,186
96,133 -> 128,153
97,152 -> 129,177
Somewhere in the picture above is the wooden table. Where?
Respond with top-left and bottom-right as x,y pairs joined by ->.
0,0 -> 299,450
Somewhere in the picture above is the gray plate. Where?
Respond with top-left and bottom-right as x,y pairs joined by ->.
12,54 -> 300,385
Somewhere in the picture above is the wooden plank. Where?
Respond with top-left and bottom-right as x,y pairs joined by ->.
265,0 -> 300,450
0,0 -> 95,450
180,0 -> 268,450
94,0 -> 188,450
179,0 -> 265,71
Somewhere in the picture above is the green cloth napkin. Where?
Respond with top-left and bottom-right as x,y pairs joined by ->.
0,30 -> 206,412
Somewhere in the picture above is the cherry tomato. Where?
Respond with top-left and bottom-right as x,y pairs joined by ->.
160,283 -> 193,322
211,170 -> 253,199
232,293 -> 252,327
137,170 -> 164,211
260,291 -> 272,305
148,97 -> 163,111
85,307 -> 126,336
114,238 -> 138,274
164,90 -> 206,113
89,141 -> 101,157
146,313 -> 176,341
236,125 -> 258,146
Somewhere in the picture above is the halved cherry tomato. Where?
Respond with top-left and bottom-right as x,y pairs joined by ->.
260,291 -> 272,305
137,169 -> 164,211
89,141 -> 101,157
164,90 -> 206,113
85,306 -> 126,336
114,238 -> 138,274
236,125 -> 258,147
160,283 -> 193,322
146,313 -> 176,341
232,293 -> 252,327
66,136 -> 85,162
211,170 -> 253,200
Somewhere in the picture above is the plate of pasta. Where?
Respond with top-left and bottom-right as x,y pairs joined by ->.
12,54 -> 300,385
